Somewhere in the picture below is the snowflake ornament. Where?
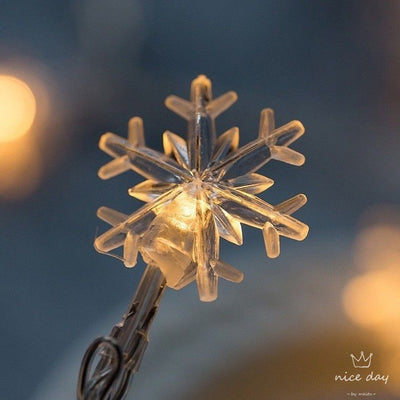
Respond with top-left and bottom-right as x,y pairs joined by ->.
94,75 -> 309,301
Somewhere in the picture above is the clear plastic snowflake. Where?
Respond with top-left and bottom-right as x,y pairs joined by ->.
94,75 -> 309,301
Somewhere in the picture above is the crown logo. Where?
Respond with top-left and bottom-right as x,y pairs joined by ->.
350,351 -> 373,368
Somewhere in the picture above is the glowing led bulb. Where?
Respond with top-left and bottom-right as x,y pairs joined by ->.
140,189 -> 198,288
95,76 -> 308,301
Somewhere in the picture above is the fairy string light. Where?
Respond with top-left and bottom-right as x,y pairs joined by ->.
77,76 -> 308,400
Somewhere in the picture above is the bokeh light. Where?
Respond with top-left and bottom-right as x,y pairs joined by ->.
0,75 -> 37,142
343,267 -> 400,328
354,225 -> 400,271
343,207 -> 400,394
0,135 -> 42,200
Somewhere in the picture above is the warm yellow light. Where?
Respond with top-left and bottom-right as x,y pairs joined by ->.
0,75 -> 36,142
343,267 -> 400,327
354,224 -> 400,271
0,135 -> 42,200
343,212 -> 400,394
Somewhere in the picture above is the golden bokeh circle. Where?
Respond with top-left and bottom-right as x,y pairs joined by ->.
0,75 -> 37,142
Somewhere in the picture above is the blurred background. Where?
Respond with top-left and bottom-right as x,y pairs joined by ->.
1,1 -> 400,399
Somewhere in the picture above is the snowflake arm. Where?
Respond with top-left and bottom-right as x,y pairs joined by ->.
99,132 -> 192,183
95,187 -> 183,254
225,173 -> 274,194
94,75 -> 309,301
210,185 -> 308,241
211,126 -> 239,163
163,131 -> 190,168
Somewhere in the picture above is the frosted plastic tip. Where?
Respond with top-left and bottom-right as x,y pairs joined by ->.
270,145 -> 305,166
275,194 -> 307,215
128,117 -> 145,147
258,108 -> 275,138
196,266 -> 218,302
211,260 -> 244,283
206,91 -> 238,119
97,207 -> 128,226
123,231 -> 139,268
164,95 -> 194,120
263,222 -> 280,258
98,156 -> 131,180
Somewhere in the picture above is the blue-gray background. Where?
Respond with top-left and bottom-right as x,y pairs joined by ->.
1,1 -> 399,399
